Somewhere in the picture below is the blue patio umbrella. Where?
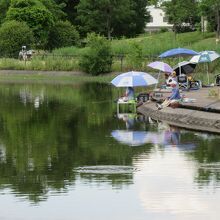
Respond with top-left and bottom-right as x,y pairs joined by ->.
159,48 -> 199,58
159,48 -> 199,76
111,71 -> 158,87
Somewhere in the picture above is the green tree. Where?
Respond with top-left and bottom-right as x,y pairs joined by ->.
54,0 -> 80,25
79,33 -> 113,75
76,0 -> 136,39
47,20 -> 80,50
40,0 -> 66,21
163,0 -> 199,36
6,0 -> 54,49
200,0 -> 220,42
129,0 -> 150,36
0,20 -> 34,57
0,0 -> 10,24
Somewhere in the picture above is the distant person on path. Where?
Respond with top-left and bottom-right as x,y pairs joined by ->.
156,79 -> 181,110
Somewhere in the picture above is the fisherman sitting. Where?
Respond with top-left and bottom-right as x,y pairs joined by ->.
119,87 -> 135,102
156,79 -> 181,110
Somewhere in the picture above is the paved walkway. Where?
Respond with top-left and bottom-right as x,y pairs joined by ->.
152,87 -> 220,111
182,87 -> 220,111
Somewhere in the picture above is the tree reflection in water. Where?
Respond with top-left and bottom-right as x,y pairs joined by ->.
0,83 -> 219,204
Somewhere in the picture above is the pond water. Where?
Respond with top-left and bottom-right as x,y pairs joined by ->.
0,82 -> 220,220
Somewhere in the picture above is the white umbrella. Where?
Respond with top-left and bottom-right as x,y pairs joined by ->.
147,61 -> 173,88
190,51 -> 220,84
190,50 -> 220,63
147,61 -> 173,73
111,71 -> 158,87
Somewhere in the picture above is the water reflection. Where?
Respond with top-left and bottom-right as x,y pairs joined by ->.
0,83 -> 219,217
112,113 -> 196,150
111,130 -> 150,146
19,87 -> 44,109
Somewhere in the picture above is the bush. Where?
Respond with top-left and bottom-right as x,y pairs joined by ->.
160,27 -> 169,33
0,20 -> 34,58
126,42 -> 144,70
47,21 -> 80,50
6,0 -> 54,49
79,33 -> 113,75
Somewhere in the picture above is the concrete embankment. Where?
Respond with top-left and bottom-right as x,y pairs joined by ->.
138,102 -> 220,133
138,87 -> 220,133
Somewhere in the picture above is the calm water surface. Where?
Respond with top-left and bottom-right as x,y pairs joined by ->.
0,82 -> 220,220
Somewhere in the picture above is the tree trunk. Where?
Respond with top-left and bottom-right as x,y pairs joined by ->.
107,16 -> 111,40
201,16 -> 204,36
216,8 -> 220,44
173,24 -> 177,41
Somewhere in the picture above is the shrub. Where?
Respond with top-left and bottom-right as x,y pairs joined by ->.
0,20 -> 34,58
6,0 -> 54,49
160,27 -> 169,33
47,21 -> 80,50
79,33 -> 113,75
126,42 -> 144,70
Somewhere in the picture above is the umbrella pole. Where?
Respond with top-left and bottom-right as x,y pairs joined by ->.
179,56 -> 181,75
207,63 -> 210,85
155,70 -> 161,89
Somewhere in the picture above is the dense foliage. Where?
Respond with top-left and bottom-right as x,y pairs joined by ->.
77,0 -> 149,39
79,33 -> 113,75
47,20 -> 80,50
1,0 -> 220,74
163,0 -> 199,34
0,20 -> 34,57
0,0 -> 150,51
6,0 -> 54,48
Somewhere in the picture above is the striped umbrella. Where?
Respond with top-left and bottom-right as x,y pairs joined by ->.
111,71 -> 158,87
190,50 -> 220,63
190,51 -> 220,84
147,61 -> 173,88
147,61 -> 173,73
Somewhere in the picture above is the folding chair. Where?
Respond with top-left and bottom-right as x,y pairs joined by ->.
177,74 -> 189,90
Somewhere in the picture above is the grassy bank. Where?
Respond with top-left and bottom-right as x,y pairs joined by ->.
1,31 -> 220,84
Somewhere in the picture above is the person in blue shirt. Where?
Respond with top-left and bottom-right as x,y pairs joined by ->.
156,80 -> 181,110
125,87 -> 135,100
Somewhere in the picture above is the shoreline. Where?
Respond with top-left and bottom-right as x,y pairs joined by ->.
0,69 -> 86,75
137,88 -> 220,133
0,70 -> 118,84
138,102 -> 220,134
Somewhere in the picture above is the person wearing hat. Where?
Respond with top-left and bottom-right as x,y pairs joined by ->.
156,79 -> 181,110
166,71 -> 178,88
171,71 -> 178,82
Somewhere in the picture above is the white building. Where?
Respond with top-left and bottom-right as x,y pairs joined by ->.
145,6 -> 173,32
